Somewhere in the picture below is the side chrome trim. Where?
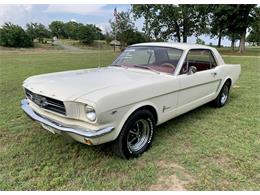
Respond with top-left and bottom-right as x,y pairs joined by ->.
109,79 -> 221,112
21,99 -> 114,138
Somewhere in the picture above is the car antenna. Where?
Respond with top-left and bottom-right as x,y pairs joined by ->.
98,27 -> 101,69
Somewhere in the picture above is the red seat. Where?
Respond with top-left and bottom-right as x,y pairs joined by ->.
195,63 -> 210,71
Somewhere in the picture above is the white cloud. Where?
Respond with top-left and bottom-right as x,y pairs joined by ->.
0,5 -> 32,25
44,4 -> 110,16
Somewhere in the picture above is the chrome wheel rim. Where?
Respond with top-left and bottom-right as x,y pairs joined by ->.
220,85 -> 229,105
127,119 -> 150,152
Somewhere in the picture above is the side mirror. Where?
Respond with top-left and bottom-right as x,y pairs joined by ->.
188,66 -> 197,75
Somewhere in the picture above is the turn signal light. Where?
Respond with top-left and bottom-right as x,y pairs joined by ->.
84,139 -> 93,145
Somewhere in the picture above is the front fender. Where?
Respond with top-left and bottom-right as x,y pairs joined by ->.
112,101 -> 159,140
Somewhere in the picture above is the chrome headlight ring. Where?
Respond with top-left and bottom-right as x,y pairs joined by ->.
85,105 -> 97,122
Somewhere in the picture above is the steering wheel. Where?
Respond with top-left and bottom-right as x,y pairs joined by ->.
161,63 -> 175,69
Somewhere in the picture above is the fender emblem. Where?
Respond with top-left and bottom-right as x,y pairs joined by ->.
162,106 -> 171,112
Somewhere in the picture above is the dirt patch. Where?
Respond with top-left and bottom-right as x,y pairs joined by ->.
149,160 -> 194,191
233,85 -> 240,88
53,40 -> 82,52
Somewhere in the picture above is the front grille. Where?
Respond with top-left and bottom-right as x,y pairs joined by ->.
25,88 -> 66,115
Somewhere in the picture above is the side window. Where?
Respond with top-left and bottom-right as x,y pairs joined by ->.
180,49 -> 217,74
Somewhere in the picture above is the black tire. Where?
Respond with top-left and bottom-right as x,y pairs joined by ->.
112,109 -> 155,159
213,80 -> 231,107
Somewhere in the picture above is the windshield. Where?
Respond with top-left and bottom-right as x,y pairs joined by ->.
111,46 -> 183,74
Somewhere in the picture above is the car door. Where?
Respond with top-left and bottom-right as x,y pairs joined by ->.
176,49 -> 221,113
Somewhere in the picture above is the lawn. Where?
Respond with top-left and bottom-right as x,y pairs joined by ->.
0,46 -> 259,190
217,46 -> 260,56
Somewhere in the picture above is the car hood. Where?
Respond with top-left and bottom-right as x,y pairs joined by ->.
23,67 -> 162,101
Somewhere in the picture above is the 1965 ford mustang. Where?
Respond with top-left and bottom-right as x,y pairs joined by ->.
21,42 -> 241,158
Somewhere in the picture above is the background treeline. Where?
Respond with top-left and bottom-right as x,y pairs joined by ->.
0,21 -> 105,48
131,4 -> 260,53
0,4 -> 259,53
132,4 -> 260,52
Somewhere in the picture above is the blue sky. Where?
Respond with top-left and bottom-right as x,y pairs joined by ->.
0,4 -> 233,46
0,4 -> 132,31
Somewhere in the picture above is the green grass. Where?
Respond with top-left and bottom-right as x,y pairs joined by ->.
217,46 -> 260,56
0,46 -> 259,190
59,39 -> 113,50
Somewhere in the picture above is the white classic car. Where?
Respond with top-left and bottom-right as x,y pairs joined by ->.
21,42 -> 241,158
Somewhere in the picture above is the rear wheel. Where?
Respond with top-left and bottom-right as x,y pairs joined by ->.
112,109 -> 155,159
213,81 -> 231,107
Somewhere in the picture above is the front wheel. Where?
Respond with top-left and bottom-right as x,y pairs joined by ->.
213,81 -> 231,107
112,110 -> 155,159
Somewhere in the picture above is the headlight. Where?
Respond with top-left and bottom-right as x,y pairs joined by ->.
85,105 -> 96,122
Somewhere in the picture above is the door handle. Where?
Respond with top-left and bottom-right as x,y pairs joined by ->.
211,72 -> 217,76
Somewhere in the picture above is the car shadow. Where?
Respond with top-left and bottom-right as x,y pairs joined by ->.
98,102 -> 216,159
42,100 -> 230,161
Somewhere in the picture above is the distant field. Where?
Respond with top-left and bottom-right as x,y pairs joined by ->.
216,46 -> 260,56
58,39 -> 115,51
0,46 -> 259,190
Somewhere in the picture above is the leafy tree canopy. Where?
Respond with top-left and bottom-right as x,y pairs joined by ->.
132,4 -> 209,42
0,22 -> 33,47
26,22 -> 50,43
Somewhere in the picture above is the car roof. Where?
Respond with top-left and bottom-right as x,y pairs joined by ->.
131,42 -> 214,51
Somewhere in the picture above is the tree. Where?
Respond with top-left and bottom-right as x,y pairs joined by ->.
122,29 -> 148,45
196,37 -> 205,45
26,23 -> 50,43
246,6 -> 260,46
26,22 -> 38,41
63,21 -> 104,42
208,5 -> 229,47
229,5 -> 257,53
207,5 -> 257,52
77,24 -> 96,44
49,21 -> 66,38
247,16 -> 260,46
132,5 -> 209,43
208,5 -> 245,48
104,31 -> 113,44
226,32 -> 240,50
64,21 -> 80,39
132,5 -> 162,40
109,11 -> 135,48
0,22 -> 33,47
89,24 -> 104,40
177,5 -> 209,43
35,23 -> 50,43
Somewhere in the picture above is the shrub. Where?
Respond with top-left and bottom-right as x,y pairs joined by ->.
0,23 -> 33,47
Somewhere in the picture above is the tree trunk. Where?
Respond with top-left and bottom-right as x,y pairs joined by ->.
218,32 -> 222,48
182,20 -> 187,43
174,21 -> 181,43
231,38 -> 235,51
154,30 -> 159,41
239,30 -> 246,53
183,35 -> 187,43
176,33 -> 181,43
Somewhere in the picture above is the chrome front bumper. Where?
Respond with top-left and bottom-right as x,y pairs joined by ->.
21,99 -> 114,138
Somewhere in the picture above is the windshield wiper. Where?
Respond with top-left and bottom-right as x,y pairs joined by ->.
133,65 -> 160,74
